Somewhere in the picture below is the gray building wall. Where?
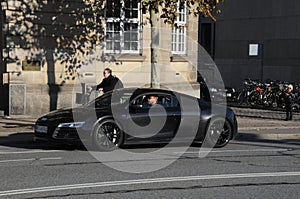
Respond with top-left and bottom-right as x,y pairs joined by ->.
201,0 -> 300,90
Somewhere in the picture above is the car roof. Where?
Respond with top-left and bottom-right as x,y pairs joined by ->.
100,87 -> 201,102
117,87 -> 202,100
113,87 -> 175,95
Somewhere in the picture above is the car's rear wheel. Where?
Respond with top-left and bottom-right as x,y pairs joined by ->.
93,119 -> 124,151
206,118 -> 233,148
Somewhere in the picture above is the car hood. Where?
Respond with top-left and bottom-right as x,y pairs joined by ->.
37,107 -> 85,123
37,105 -> 112,124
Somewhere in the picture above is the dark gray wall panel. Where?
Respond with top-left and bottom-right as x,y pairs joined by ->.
208,0 -> 300,90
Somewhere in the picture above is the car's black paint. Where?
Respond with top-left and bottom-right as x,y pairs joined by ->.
34,88 -> 238,149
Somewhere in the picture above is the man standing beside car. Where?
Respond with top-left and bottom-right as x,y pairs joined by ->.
284,84 -> 294,121
88,68 -> 123,94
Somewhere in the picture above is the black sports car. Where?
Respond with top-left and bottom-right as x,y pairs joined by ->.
34,88 -> 238,150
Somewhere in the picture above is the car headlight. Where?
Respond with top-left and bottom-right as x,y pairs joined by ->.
57,122 -> 85,128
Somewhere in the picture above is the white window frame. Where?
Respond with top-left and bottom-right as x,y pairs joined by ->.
104,0 -> 141,54
172,1 -> 187,55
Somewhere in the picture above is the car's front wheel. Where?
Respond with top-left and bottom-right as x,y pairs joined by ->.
93,119 -> 124,151
205,118 -> 233,148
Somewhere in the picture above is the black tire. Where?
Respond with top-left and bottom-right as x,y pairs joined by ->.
205,118 -> 233,148
93,119 -> 124,151
237,91 -> 248,105
248,91 -> 260,106
292,104 -> 299,111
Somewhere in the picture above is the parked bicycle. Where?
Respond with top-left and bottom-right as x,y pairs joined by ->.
237,78 -> 300,110
237,78 -> 260,105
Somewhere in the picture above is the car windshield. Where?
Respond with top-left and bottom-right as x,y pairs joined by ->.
85,90 -> 132,108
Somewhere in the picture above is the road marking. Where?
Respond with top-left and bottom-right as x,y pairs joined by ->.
174,148 -> 289,154
0,158 -> 35,163
0,171 -> 300,197
0,150 -> 62,155
39,157 -> 62,161
0,157 -> 62,163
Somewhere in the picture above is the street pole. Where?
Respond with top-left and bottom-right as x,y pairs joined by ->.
150,6 -> 160,88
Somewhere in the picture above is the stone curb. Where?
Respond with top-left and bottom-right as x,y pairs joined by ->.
235,132 -> 300,141
239,126 -> 300,131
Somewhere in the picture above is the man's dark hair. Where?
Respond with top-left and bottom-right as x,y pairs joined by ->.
148,94 -> 158,98
104,68 -> 112,74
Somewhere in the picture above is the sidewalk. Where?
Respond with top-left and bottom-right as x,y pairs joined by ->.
232,107 -> 300,141
232,107 -> 300,130
232,106 -> 300,119
0,117 -> 35,136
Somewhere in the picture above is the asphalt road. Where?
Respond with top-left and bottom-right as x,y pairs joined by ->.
0,126 -> 300,199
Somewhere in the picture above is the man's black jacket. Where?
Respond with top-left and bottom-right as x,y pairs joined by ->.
92,75 -> 123,93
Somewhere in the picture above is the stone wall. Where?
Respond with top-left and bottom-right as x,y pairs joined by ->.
2,0 -> 200,117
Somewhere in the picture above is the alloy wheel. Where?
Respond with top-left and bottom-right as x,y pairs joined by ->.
207,118 -> 233,148
93,119 -> 123,151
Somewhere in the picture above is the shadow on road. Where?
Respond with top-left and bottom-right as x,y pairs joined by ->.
237,115 -> 286,121
235,131 -> 300,146
1,131 -> 299,155
0,131 -> 193,152
0,132 -> 85,151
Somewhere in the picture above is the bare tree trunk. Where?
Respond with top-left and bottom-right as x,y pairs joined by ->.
46,51 -> 59,111
0,4 -> 9,115
150,7 -> 160,88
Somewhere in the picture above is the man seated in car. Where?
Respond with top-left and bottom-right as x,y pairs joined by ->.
143,95 -> 159,107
